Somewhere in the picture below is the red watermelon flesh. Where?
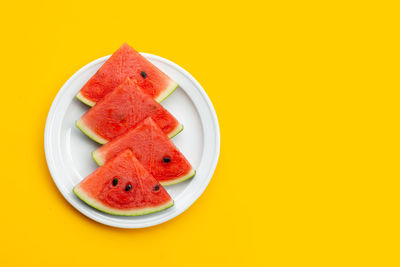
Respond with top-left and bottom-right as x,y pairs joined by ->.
93,117 -> 195,186
76,78 -> 183,144
73,149 -> 173,216
76,43 -> 178,106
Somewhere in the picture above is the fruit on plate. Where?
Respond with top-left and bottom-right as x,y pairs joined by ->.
73,149 -> 174,216
76,43 -> 178,106
92,117 -> 195,186
76,78 -> 183,144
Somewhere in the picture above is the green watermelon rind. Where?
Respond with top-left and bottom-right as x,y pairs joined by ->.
155,81 -> 179,103
77,81 -> 178,107
168,123 -> 184,139
75,119 -> 108,145
76,92 -> 96,107
160,169 -> 196,186
73,185 -> 174,216
91,150 -> 105,166
76,120 -> 182,145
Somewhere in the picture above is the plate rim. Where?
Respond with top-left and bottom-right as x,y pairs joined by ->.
44,53 -> 220,228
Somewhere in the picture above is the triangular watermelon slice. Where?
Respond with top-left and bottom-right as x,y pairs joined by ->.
76,78 -> 183,144
76,43 -> 178,106
92,117 -> 195,186
73,149 -> 174,216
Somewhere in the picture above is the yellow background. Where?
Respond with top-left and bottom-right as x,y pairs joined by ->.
0,1 -> 399,266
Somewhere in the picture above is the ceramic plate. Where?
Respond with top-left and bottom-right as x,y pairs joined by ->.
44,53 -> 220,228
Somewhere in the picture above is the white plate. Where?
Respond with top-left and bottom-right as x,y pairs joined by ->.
44,53 -> 220,228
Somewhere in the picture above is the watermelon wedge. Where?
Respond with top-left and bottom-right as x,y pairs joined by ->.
92,117 -> 195,186
73,149 -> 174,216
76,78 -> 183,144
76,43 -> 178,106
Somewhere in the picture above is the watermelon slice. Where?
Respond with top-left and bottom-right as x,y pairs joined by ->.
76,43 -> 178,106
76,78 -> 183,144
73,149 -> 174,216
92,117 -> 195,186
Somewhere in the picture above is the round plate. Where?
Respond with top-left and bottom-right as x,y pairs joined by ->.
44,53 -> 220,228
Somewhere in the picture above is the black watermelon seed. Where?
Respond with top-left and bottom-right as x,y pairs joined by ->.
125,184 -> 132,191
163,157 -> 171,163
141,71 -> 147,78
112,178 -> 118,186
153,185 -> 160,191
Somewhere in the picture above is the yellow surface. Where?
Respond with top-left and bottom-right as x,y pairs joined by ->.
0,1 -> 399,266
